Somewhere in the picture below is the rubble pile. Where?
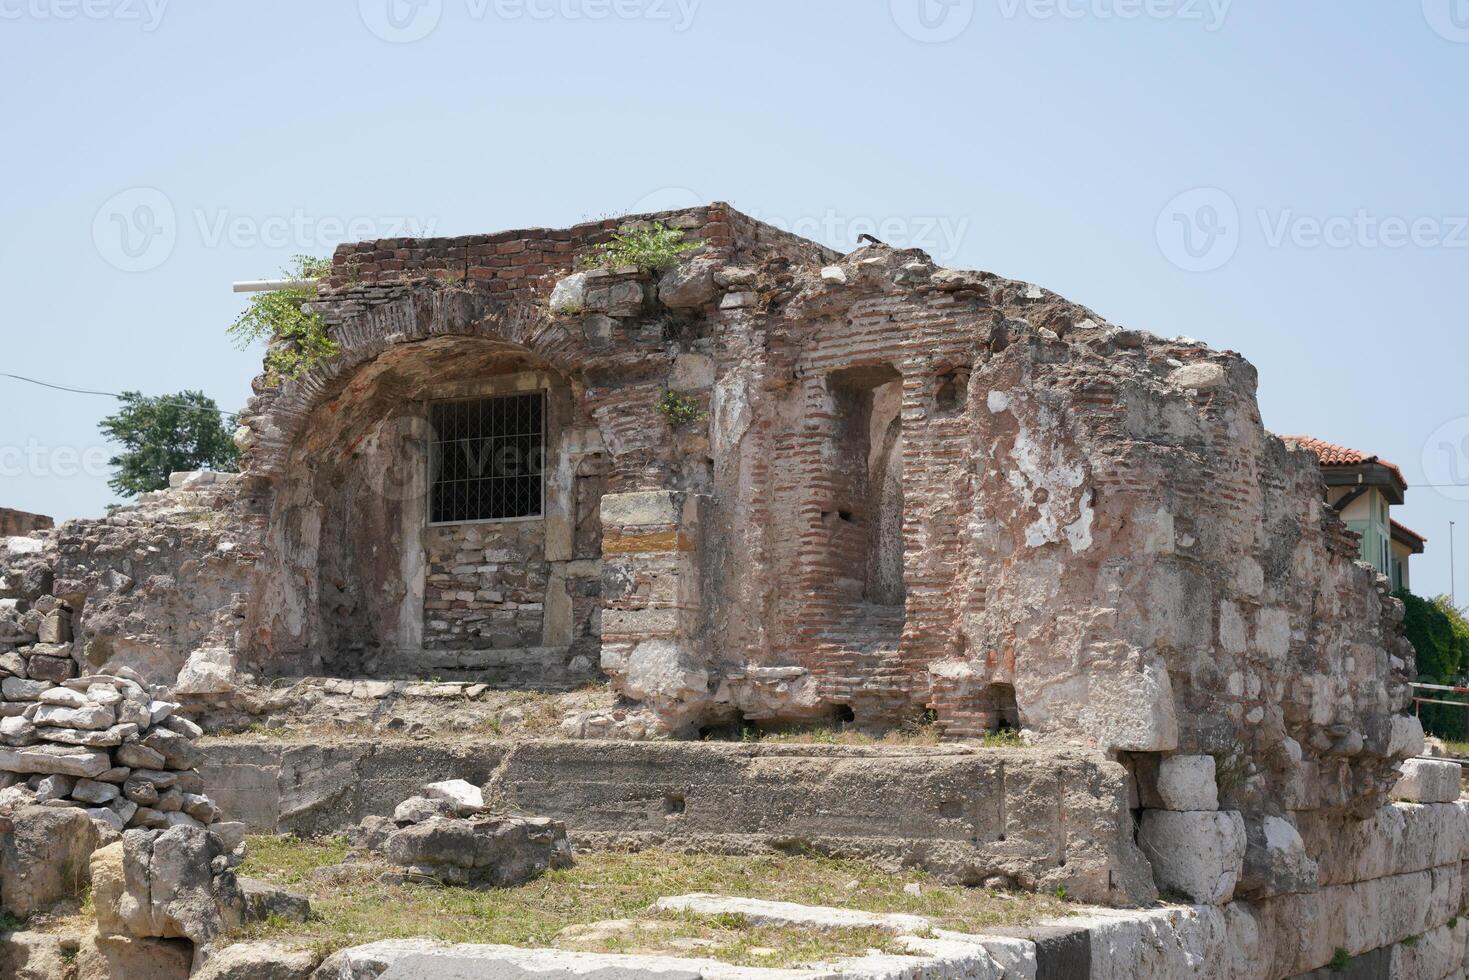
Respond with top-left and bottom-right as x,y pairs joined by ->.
350,778 -> 573,888
0,663 -> 224,835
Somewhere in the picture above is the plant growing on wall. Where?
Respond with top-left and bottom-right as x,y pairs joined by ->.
227,255 -> 336,385
582,223 -> 701,273
657,390 -> 703,427
99,390 -> 239,496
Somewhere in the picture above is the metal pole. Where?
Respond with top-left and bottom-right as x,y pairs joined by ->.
232,279 -> 319,294
1452,521 -> 1458,608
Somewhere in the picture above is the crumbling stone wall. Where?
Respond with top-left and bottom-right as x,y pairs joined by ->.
0,206 -> 1425,904
0,508 -> 52,537
205,205 -> 1417,817
1,478 -> 256,693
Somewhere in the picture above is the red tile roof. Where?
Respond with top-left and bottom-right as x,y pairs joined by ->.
1391,519 -> 1427,551
1280,435 -> 1408,490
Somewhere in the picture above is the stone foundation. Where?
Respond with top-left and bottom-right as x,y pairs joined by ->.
200,737 -> 1155,907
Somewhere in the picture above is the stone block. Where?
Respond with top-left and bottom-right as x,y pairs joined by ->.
0,932 -> 76,980
192,941 -> 319,980
1138,809 -> 1245,904
599,491 -> 687,529
1156,754 -> 1218,811
0,804 -> 99,915
0,743 -> 112,777
1394,759 -> 1462,804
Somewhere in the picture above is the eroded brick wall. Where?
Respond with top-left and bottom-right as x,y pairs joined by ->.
227,203 -> 1414,825
0,508 -> 53,537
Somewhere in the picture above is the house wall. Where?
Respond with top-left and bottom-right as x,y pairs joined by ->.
1332,487 -> 1393,577
1390,538 -> 1414,592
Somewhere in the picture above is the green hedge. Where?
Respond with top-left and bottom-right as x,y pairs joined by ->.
1397,591 -> 1469,741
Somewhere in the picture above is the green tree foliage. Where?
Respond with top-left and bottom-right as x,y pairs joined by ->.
99,391 -> 239,496
227,255 -> 336,385
1397,591 -> 1469,740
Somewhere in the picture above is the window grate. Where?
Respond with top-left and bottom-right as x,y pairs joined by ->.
429,393 -> 545,523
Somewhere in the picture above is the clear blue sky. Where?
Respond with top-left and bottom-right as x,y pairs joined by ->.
2,1 -> 1467,599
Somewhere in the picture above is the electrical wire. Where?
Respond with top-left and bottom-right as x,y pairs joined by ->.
0,372 -> 239,420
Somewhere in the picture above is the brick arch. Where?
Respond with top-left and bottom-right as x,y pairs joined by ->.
238,285 -> 597,486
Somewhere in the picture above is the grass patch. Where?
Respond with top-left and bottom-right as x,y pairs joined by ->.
1437,739 -> 1469,759
234,837 -> 1073,964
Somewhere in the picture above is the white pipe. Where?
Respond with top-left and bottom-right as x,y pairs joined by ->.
232,278 -> 320,294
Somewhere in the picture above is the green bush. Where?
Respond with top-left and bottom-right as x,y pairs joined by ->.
228,255 -> 336,385
581,224 -> 701,273
657,390 -> 703,428
1397,591 -> 1469,741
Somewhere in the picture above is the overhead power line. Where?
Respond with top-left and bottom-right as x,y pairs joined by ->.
0,373 -> 240,420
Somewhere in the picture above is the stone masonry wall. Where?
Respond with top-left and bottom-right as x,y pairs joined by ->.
0,509 -> 52,537
212,205 -> 1420,816
422,521 -> 548,650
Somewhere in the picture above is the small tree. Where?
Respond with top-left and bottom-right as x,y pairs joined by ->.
99,390 -> 239,496
227,255 -> 336,385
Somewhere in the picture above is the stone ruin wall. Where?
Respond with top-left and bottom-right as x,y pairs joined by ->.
0,205 -> 1419,805
1,204 -> 1453,977
0,508 -> 53,537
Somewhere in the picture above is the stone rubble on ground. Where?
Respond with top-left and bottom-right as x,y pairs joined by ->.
0,662 -> 227,837
348,779 -> 572,888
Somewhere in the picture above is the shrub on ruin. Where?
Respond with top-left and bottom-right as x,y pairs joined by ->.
581,224 -> 701,273
99,390 -> 239,496
657,390 -> 703,427
228,255 -> 336,385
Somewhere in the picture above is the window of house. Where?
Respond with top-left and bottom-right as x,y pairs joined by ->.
428,393 -> 545,524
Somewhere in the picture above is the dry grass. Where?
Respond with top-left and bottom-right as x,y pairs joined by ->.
233,837 -> 1073,967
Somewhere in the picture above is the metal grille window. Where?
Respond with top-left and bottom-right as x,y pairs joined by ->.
429,393 -> 545,524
